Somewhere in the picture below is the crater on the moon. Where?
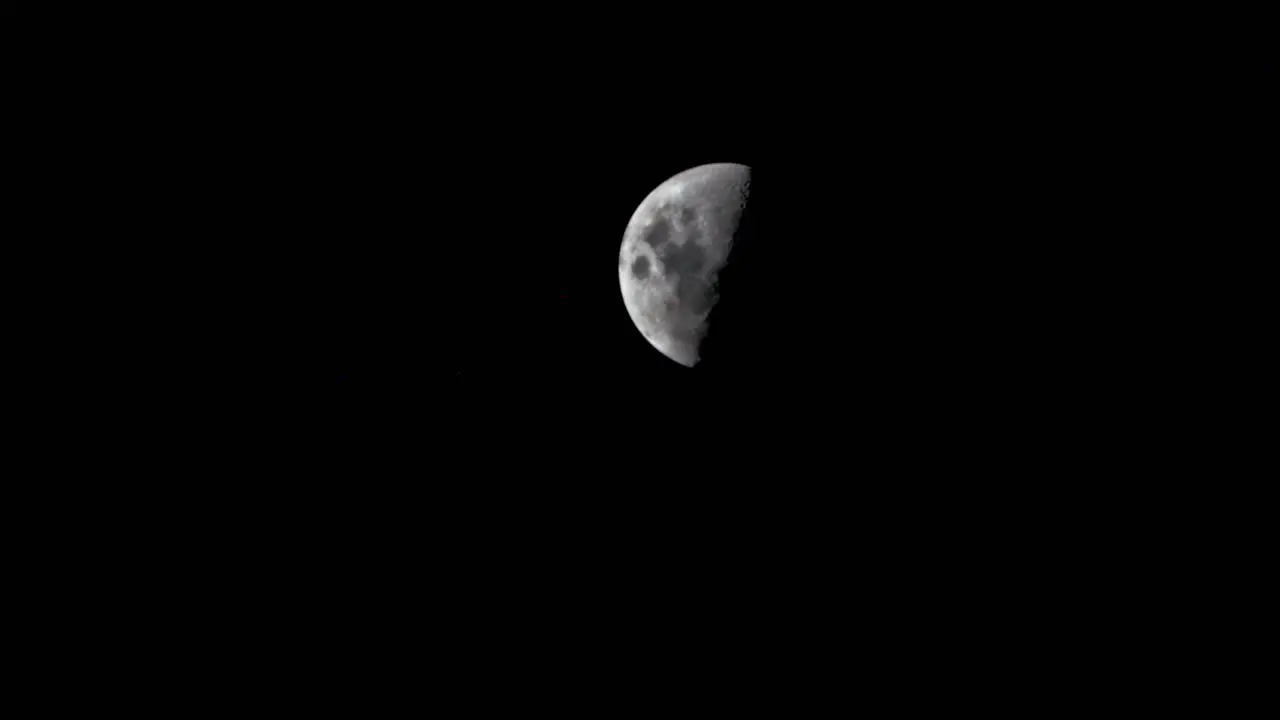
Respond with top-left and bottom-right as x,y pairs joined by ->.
630,255 -> 650,280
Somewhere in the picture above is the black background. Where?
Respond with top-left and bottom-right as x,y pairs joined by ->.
214,17 -> 1160,641
138,20 -> 1223,561
292,25 -> 1113,471
18,10 -> 1272,697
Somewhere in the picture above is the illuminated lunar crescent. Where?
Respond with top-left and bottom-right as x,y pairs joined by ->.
617,163 -> 751,367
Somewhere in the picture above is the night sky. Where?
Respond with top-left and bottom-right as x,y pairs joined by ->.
273,21 -> 1174,465
10,8 -> 1268,696
159,14 -> 1268,505
300,25 -> 813,452
0,5 -> 1270,708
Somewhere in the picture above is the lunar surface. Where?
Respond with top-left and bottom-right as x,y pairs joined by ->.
619,163 -> 751,367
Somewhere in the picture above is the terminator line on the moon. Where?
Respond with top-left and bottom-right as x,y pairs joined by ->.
618,163 -> 752,367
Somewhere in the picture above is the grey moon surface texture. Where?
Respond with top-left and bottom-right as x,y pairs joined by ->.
618,163 -> 751,367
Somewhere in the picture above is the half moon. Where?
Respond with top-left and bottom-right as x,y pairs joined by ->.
618,163 -> 751,367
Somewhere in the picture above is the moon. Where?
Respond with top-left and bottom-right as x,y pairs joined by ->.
619,163 -> 751,367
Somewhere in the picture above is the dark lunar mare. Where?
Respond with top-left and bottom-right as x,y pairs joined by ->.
659,238 -> 705,277
680,276 -> 712,315
659,237 -> 710,319
643,218 -> 671,248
